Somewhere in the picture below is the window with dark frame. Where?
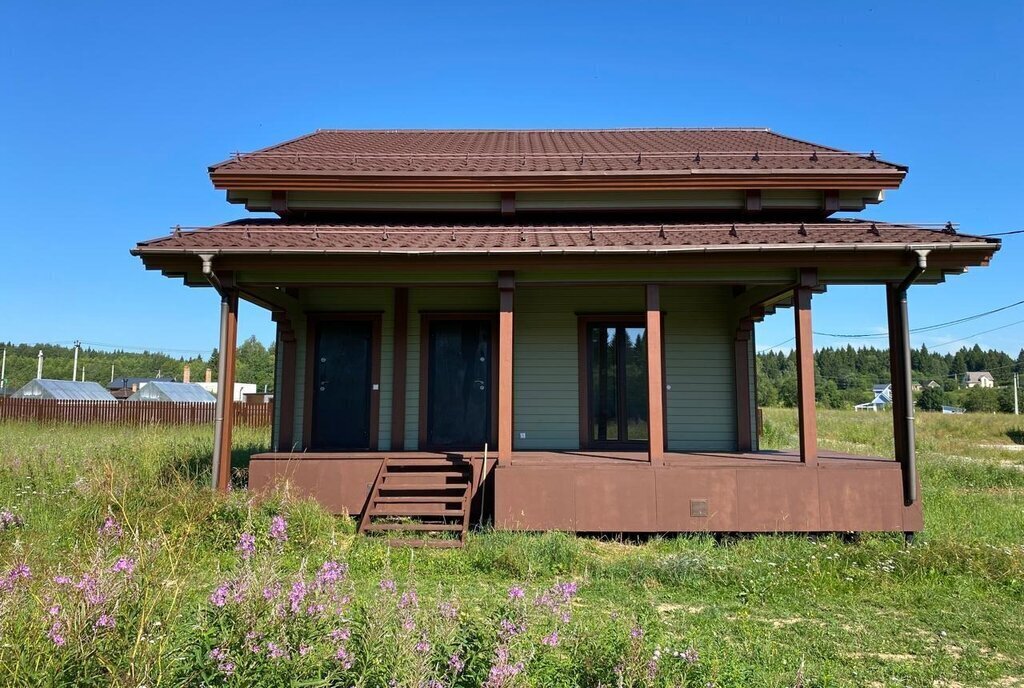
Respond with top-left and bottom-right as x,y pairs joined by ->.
585,321 -> 649,447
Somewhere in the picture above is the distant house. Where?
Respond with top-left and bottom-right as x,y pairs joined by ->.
963,371 -> 995,388
126,381 -> 215,403
11,379 -> 114,400
854,384 -> 892,412
0,387 -> 15,398
198,382 -> 257,402
108,377 -> 176,400
243,391 -> 274,404
941,405 -> 966,414
926,380 -> 942,389
911,382 -> 923,392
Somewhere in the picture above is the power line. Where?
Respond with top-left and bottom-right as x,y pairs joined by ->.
926,318 -> 1024,351
812,297 -> 1024,340
980,229 -> 1024,237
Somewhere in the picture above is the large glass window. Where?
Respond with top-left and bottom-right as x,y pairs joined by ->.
587,323 -> 648,445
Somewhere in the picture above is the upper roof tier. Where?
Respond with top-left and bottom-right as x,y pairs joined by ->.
209,128 -> 907,192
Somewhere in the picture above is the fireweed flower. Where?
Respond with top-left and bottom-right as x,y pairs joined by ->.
438,600 -> 459,620
288,581 -> 307,614
315,560 -> 347,587
379,579 -> 396,593
269,515 -> 288,542
262,582 -> 281,600
330,628 -> 351,642
53,575 -> 72,586
209,579 -> 246,608
94,613 -> 116,630
75,574 -> 106,606
630,626 -> 644,640
335,647 -> 353,669
498,619 -> 525,640
236,532 -> 256,560
0,510 -> 24,530
111,557 -> 136,576
542,631 -> 560,647
415,636 -> 431,654
398,590 -> 418,609
98,515 -> 123,540
507,585 -> 525,601
0,563 -> 31,592
47,621 -> 66,646
266,641 -> 287,660
485,646 -> 525,688
448,653 -> 465,672
210,647 -> 236,674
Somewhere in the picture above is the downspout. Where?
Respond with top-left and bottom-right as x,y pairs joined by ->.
200,254 -> 230,491
897,249 -> 928,505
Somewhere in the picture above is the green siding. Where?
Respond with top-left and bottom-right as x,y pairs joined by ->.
287,282 -> 739,453
663,286 -> 737,451
513,286 -> 643,450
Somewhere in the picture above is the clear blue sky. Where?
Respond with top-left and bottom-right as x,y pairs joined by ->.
1,1 -> 1021,360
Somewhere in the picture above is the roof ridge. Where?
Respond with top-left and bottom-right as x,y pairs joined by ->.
310,127 -> 774,133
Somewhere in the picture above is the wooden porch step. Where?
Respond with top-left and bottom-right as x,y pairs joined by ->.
357,456 -> 477,548
373,495 -> 465,504
364,522 -> 465,532
372,505 -> 465,517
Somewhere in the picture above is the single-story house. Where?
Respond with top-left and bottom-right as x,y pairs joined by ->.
941,405 -> 966,414
126,380 -> 216,403
133,128 -> 1000,544
855,384 -> 893,412
11,379 -> 114,400
963,371 -> 995,388
926,380 -> 942,389
197,381 -> 258,402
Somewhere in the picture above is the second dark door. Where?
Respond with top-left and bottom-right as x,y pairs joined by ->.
425,319 -> 492,450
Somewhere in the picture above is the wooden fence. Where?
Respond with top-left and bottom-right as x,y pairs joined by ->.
0,398 -> 273,427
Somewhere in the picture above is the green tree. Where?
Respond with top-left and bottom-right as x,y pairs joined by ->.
918,386 -> 946,412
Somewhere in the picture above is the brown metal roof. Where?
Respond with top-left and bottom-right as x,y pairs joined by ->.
134,219 -> 996,256
209,129 -> 907,191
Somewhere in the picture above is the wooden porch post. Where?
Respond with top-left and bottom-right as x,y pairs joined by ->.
214,289 -> 239,491
272,311 -> 297,452
390,287 -> 409,451
498,272 -> 515,462
734,318 -> 754,452
646,285 -> 665,463
794,270 -> 817,465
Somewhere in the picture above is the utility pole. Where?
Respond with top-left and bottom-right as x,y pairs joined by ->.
72,340 -> 81,382
110,364 -> 115,383
1015,373 -> 1020,416
1,347 -> 6,388
37,350 -> 44,379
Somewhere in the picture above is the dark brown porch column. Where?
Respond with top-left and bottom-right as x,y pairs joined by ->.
272,311 -> 297,452
646,285 -> 665,463
498,272 -> 515,461
390,287 -> 409,451
886,282 -> 918,504
214,288 -> 239,491
734,318 -> 754,452
794,270 -> 817,465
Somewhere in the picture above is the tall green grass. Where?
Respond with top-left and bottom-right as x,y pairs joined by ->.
2,414 -> 1023,686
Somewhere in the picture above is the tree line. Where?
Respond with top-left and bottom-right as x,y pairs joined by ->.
0,338 -> 276,392
757,343 -> 1024,413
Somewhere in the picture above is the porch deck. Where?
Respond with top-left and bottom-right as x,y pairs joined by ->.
248,449 -> 922,534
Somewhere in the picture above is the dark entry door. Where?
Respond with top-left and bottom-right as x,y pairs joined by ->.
311,320 -> 373,450
426,319 -> 492,450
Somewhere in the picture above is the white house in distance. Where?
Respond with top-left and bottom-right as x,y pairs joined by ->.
855,384 -> 892,412
198,381 -> 258,402
962,371 -> 995,388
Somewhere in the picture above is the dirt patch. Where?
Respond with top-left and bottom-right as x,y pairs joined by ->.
844,651 -> 916,662
656,603 -> 704,615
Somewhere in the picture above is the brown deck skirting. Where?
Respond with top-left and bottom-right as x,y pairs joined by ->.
247,450 -> 923,534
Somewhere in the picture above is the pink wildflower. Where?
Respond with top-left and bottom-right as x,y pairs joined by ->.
236,532 -> 256,560
53,575 -> 72,585
47,621 -> 66,646
379,579 -> 396,593
330,628 -> 351,642
111,557 -> 136,576
94,614 -> 116,630
266,641 -> 287,660
98,515 -> 122,539
335,647 -> 353,669
415,636 -> 431,653
542,631 -> 560,647
438,600 -> 459,620
269,515 -> 288,542
399,590 -> 418,609
448,653 -> 465,672
507,585 -> 525,600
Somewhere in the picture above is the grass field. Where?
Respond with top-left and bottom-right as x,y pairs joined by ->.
1,410 -> 1022,687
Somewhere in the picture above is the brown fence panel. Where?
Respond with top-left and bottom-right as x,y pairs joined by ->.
0,398 -> 273,428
